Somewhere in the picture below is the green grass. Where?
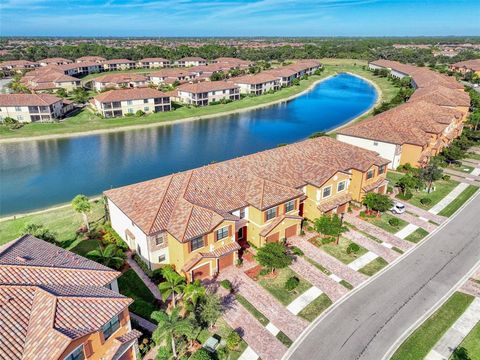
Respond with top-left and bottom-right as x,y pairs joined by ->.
340,280 -> 354,290
453,322 -> 480,360
438,185 -> 479,217
448,163 -> 475,174
392,246 -> 404,254
386,170 -> 404,185
235,294 -> 269,326
298,293 -> 333,322
317,237 -> 368,265
118,269 -> 157,319
467,152 -> 480,161
80,68 -> 151,82
70,238 -> 102,257
405,228 -> 429,243
391,292 -> 475,360
304,256 -> 332,275
0,199 -> 105,248
276,331 -> 293,347
258,267 -> 312,306
0,60 -> 400,140
368,213 -> 408,234
358,257 -> 388,276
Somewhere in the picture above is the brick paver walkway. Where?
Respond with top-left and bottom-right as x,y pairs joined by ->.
126,254 -> 162,301
344,214 -> 414,252
392,211 -> 437,232
289,236 -> 367,287
462,159 -> 480,167
402,202 -> 447,224
130,312 -> 157,332
222,293 -> 287,360
446,174 -> 479,186
460,279 -> 480,298
290,256 -> 348,302
219,269 -> 308,340
444,167 -> 480,181
344,230 -> 400,263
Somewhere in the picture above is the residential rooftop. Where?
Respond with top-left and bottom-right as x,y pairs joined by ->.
94,87 -> 168,103
0,93 -> 63,106
177,80 -> 239,93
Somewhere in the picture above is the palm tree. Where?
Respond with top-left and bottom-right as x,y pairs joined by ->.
183,280 -> 206,306
151,307 -> 193,358
158,270 -> 186,308
87,244 -> 125,270
71,194 -> 92,231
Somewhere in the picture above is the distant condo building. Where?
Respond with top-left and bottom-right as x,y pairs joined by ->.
176,81 -> 240,106
137,57 -> 171,68
0,93 -> 73,122
92,73 -> 149,91
176,57 -> 207,67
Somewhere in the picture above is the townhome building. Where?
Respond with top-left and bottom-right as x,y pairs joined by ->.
76,56 -> 106,63
213,57 -> 254,69
263,67 -> 299,86
449,59 -> 480,76
38,57 -> 73,66
92,88 -> 171,118
176,57 -> 207,67
0,60 -> 39,73
137,58 -> 171,68
188,63 -> 235,77
233,73 -> 280,95
176,81 -> 240,106
337,101 -> 465,169
103,59 -> 136,71
54,61 -> 104,76
21,68 -> 81,92
0,93 -> 72,122
92,73 -> 149,91
0,234 -> 140,360
105,137 -> 389,281
149,68 -> 197,85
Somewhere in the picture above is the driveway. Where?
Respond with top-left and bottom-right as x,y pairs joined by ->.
285,192 -> 480,360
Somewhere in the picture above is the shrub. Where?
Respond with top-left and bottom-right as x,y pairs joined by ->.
397,191 -> 413,200
220,279 -> 232,291
226,331 -> 242,351
135,110 -> 145,117
420,197 -> 432,205
443,174 -> 451,181
321,237 -> 336,245
346,243 -> 360,254
133,254 -> 153,278
285,276 -> 300,291
387,185 -> 394,194
189,349 -> 213,360
156,347 -> 171,360
21,223 -> 57,243
291,246 -> 304,256
259,268 -> 271,276
102,225 -> 128,250
388,217 -> 400,227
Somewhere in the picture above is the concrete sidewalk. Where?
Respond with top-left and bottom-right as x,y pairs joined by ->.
126,255 -> 162,301
347,251 -> 378,271
429,183 -> 469,215
344,230 -> 400,263
395,223 -> 419,239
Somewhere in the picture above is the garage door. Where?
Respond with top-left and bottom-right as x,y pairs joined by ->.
192,263 -> 210,281
266,232 -> 279,243
218,252 -> 234,271
285,225 -> 298,239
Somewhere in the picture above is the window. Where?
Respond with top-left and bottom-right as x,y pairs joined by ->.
158,254 -> 166,262
216,227 -> 229,240
265,207 -> 277,221
378,165 -> 386,175
102,315 -> 120,340
367,169 -> 375,180
64,345 -> 85,360
144,107 -> 149,112
322,186 -> 332,198
238,227 -> 244,239
128,108 -> 133,113
155,233 -> 164,246
191,236 -> 204,251
137,245 -> 142,255
15,106 -> 21,111
285,200 -> 295,213
17,115 -> 23,121
373,141 -> 379,146
127,100 -> 133,105
143,99 -> 149,103
239,208 -> 246,219
337,181 -> 346,192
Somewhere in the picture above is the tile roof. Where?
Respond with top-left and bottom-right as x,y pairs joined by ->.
103,58 -> 136,65
259,214 -> 302,237
179,57 -> 206,62
408,85 -> 470,107
150,68 -> 195,78
318,193 -> 352,213
94,88 -> 168,103
76,56 -> 106,62
105,137 -> 389,241
452,59 -> 480,71
0,235 -> 131,360
139,58 -> 170,63
38,57 -> 72,64
233,73 -> 280,85
93,73 -> 148,84
177,81 -> 239,93
0,93 -> 63,106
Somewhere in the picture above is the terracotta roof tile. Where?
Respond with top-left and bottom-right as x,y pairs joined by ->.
177,81 -> 239,93
94,88 -> 168,103
0,93 -> 63,107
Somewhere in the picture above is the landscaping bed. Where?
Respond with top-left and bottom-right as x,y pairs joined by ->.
391,292 -> 475,360
362,212 -> 408,234
298,293 -> 333,322
311,236 -> 368,265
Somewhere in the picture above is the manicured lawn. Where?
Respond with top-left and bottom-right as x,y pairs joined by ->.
453,322 -> 480,360
298,293 -> 333,322
358,257 -> 388,276
80,68 -> 151,82
467,152 -> 480,161
386,170 -> 404,185
438,185 -> 479,217
340,280 -> 354,290
315,237 -> 368,265
118,269 -> 157,320
257,267 -> 312,306
0,199 -> 105,248
70,238 -> 102,257
276,331 -> 293,347
304,256 -> 332,275
236,294 -> 269,326
405,228 -> 429,243
448,163 -> 475,174
0,59 -> 400,140
391,292 -> 475,360
368,213 -> 408,234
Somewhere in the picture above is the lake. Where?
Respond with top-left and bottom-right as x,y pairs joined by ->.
0,73 -> 377,216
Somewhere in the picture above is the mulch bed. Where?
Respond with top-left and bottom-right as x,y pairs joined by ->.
244,265 -> 262,281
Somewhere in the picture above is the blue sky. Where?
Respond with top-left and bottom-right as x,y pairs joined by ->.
1,0 -> 479,37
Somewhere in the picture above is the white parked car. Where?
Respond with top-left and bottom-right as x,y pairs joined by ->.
390,202 -> 406,214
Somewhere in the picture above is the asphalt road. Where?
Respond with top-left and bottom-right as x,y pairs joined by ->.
285,193 -> 480,360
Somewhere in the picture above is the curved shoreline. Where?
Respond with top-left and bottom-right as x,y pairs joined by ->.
0,72 -> 379,144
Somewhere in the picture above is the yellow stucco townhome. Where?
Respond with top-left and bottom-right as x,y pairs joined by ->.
105,137 -> 389,281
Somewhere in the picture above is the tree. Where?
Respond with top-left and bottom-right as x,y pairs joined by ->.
363,192 -> 393,214
255,242 -> 293,274
151,307 -> 193,359
452,347 -> 471,360
87,244 -> 126,270
21,223 -> 56,243
189,349 -> 213,360
441,145 -> 465,164
158,269 -> 186,308
197,293 -> 222,330
69,88 -> 89,103
72,194 -> 92,231
419,163 -> 443,193
396,174 -> 423,195
184,280 -> 206,307
313,214 -> 348,245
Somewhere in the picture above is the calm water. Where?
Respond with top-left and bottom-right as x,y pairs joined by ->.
0,73 -> 377,216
